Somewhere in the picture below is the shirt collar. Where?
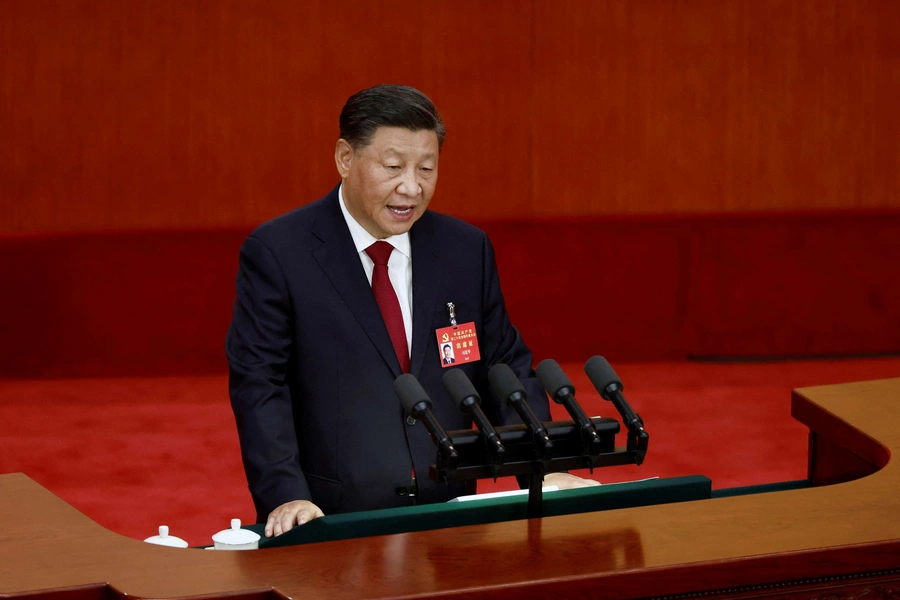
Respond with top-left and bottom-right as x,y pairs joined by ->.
338,183 -> 411,258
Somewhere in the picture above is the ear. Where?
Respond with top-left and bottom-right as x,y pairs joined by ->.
335,139 -> 354,178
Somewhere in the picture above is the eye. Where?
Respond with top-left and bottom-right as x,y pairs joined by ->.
385,165 -> 401,171
419,167 -> 433,174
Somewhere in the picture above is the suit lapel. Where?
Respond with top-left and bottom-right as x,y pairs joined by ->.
311,191 -> 403,377
409,215 -> 444,378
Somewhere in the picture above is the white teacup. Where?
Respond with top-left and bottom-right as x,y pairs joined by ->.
212,518 -> 260,550
144,525 -> 189,548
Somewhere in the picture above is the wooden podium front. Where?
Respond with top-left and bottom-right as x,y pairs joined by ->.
1,378 -> 899,599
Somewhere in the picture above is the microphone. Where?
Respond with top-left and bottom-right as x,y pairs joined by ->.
394,374 -> 458,469
442,369 -> 505,473
535,359 -> 604,456
584,356 -> 644,435
487,364 -> 553,458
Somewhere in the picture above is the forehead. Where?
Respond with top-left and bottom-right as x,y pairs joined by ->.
365,126 -> 439,157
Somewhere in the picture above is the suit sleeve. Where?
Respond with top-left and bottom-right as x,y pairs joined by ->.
226,235 -> 311,519
477,233 -> 552,426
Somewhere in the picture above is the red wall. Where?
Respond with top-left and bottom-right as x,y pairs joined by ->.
3,212 -> 898,378
2,0 -> 899,232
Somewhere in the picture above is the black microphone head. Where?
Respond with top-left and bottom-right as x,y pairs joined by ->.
394,374 -> 432,414
487,363 -> 526,405
442,368 -> 481,409
584,356 -> 623,398
535,359 -> 575,401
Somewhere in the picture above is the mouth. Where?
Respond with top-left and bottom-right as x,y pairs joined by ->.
387,206 -> 415,216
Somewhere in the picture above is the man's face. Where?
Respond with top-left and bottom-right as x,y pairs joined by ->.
443,347 -> 451,358
335,126 -> 439,239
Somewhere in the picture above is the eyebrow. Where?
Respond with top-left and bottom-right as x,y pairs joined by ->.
382,147 -> 437,160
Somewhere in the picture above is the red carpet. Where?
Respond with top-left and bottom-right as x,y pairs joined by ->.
2,357 -> 898,547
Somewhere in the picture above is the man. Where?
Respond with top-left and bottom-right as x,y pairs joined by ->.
442,344 -> 455,364
227,85 -> 596,538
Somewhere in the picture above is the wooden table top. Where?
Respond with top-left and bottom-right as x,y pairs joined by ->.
1,377 -> 898,599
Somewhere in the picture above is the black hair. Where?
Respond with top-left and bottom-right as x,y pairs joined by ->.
442,344 -> 452,352
340,84 -> 446,151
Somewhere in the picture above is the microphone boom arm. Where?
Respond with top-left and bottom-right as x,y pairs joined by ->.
603,382 -> 649,465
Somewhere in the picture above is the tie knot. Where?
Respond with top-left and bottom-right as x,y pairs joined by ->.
366,241 -> 394,266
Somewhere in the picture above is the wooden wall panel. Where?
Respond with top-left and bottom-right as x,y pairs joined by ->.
532,0 -> 900,216
0,0 -> 531,231
415,1 -> 534,220
1,0 -> 899,232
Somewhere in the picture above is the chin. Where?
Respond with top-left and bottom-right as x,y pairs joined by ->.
381,218 -> 420,237
388,225 -> 415,237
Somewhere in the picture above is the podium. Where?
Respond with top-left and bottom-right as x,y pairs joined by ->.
250,475 -> 711,548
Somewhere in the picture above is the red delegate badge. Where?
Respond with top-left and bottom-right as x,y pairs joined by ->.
436,322 -> 480,367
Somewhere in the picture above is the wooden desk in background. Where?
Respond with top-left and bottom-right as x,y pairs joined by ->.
1,379 -> 899,599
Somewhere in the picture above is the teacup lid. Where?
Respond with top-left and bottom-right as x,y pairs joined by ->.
144,525 -> 189,548
212,519 -> 260,545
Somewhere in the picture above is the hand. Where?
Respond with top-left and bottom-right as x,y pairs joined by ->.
265,500 -> 324,538
543,472 -> 601,490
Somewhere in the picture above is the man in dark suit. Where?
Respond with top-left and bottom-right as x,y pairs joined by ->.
442,344 -> 455,364
227,85 -> 597,538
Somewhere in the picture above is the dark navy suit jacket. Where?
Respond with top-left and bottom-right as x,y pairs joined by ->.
226,185 -> 550,522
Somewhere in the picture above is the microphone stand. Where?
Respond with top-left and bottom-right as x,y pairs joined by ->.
527,472 -> 543,519
419,417 -> 644,518
402,363 -> 650,519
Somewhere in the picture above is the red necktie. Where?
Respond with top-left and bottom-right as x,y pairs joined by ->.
365,241 -> 410,373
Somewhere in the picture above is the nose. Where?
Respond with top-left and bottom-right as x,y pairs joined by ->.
396,168 -> 422,198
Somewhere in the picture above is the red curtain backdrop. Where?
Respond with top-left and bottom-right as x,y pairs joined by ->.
2,0 -> 899,232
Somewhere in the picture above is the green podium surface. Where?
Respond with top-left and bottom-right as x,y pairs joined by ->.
249,474 -> 712,548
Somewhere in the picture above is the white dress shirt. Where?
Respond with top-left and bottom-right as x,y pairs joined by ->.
338,184 -> 414,356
